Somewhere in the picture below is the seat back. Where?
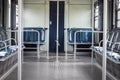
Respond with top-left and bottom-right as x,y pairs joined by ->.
23,27 -> 46,43
67,28 -> 92,43
106,28 -> 120,52
80,29 -> 92,43
112,29 -> 120,53
67,28 -> 81,43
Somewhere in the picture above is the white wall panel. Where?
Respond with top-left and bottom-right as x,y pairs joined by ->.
24,4 -> 45,27
69,0 -> 92,4
24,0 -> 45,4
23,1 -> 49,51
69,5 -> 91,28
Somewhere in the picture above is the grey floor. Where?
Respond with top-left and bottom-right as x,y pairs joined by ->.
5,53 -> 112,80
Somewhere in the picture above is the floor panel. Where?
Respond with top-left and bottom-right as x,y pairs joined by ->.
5,55 -> 111,80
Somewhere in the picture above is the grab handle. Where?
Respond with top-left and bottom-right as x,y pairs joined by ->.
55,40 -> 60,46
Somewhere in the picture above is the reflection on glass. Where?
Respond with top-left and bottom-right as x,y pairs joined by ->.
117,12 -> 120,19
16,5 -> 18,28
117,21 -> 120,27
94,4 -> 99,29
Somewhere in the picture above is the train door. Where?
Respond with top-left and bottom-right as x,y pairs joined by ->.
49,1 -> 64,53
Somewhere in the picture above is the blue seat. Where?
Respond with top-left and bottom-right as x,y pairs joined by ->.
0,27 -> 18,59
0,51 -> 7,58
91,46 -> 101,51
67,28 -> 81,43
23,27 -> 47,44
67,28 -> 92,45
80,29 -> 92,43
112,53 -> 120,61
92,28 -> 120,79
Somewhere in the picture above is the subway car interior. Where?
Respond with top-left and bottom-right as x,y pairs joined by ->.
0,0 -> 119,80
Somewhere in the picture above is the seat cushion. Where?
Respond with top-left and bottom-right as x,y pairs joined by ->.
112,52 -> 120,61
0,51 -> 7,57
106,50 -> 113,57
91,46 -> 103,53
8,45 -> 18,52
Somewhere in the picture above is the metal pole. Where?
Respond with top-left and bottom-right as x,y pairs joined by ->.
65,0 -> 69,60
56,1 -> 59,62
65,29 -> 68,59
74,31 -> 77,59
102,0 -> 108,80
8,0 -> 11,28
18,0 -> 22,80
37,30 -> 40,58
91,0 -> 94,65
45,1 -> 49,59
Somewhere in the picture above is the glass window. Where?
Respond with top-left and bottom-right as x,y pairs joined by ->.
118,11 -> 120,19
94,2 -> 99,29
16,5 -> 18,28
117,20 -> 120,27
95,20 -> 99,29
117,0 -> 120,27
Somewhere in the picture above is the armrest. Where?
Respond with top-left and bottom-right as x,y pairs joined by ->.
99,40 -> 112,47
0,41 -> 7,52
0,38 -> 17,52
4,38 -> 17,46
99,40 -> 103,47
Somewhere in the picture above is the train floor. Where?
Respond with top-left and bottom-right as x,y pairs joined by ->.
5,52 -> 112,80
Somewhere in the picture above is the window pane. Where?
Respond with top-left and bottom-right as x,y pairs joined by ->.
95,8 -> 99,13
95,13 -> 98,16
118,11 -> 120,19
96,5 -> 99,9
117,21 -> 120,27
16,5 -> 18,27
94,4 -> 99,29
118,2 -> 120,8
95,20 -> 99,29
95,6 -> 99,17
95,17 -> 99,20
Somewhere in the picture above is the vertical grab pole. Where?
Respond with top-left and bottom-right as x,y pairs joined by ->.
56,1 -> 59,62
102,0 -> 108,80
65,0 -> 69,60
18,0 -> 22,80
65,29 -> 68,59
74,31 -> 77,59
91,0 -> 94,65
37,31 -> 40,58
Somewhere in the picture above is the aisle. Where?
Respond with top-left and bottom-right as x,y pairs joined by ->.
5,56 -> 111,80
22,62 -> 100,80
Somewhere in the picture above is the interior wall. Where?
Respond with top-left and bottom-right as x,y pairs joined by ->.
69,5 -> 91,28
65,0 -> 92,51
23,0 -> 92,51
24,1 -> 46,27
23,0 -> 49,51
65,0 -> 92,28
